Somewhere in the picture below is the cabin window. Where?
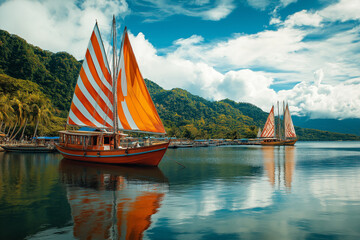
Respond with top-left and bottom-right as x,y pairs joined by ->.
104,137 -> 110,144
92,136 -> 98,146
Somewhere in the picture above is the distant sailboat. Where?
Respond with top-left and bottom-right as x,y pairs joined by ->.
56,16 -> 169,166
259,106 -> 285,145
283,103 -> 297,146
259,102 -> 297,146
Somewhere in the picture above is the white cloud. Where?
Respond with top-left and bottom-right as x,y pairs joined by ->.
280,0 -> 297,7
246,0 -> 297,11
201,0 -> 236,21
0,0 -> 129,59
214,70 -> 278,109
246,0 -> 270,11
131,0 -> 235,22
319,0 -> 360,22
278,76 -> 360,119
284,10 -> 323,27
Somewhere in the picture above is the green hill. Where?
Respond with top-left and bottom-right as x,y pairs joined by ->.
1,28 -> 359,141
0,29 -> 81,115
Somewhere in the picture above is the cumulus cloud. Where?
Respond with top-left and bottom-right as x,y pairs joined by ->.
278,76 -> 360,119
319,0 -> 360,22
0,0 -> 129,59
284,10 -> 323,27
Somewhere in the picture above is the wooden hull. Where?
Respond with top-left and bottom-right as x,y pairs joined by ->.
284,139 -> 297,146
1,145 -> 57,153
56,142 -> 169,166
260,140 -> 285,146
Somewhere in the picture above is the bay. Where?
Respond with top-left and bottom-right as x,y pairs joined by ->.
0,141 -> 360,239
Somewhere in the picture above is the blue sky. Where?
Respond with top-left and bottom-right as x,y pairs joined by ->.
0,0 -> 360,119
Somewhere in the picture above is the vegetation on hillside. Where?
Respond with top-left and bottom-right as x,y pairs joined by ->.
0,74 -> 65,138
0,29 -> 81,114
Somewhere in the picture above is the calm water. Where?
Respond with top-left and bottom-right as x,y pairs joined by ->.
1,142 -> 360,239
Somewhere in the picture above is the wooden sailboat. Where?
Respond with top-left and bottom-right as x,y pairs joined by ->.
283,103 -> 297,146
260,106 -> 285,146
56,17 -> 169,166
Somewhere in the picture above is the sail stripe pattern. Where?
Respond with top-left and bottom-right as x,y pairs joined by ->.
76,80 -> 113,125
116,31 -> 166,134
74,86 -> 113,128
261,106 -> 275,138
67,23 -> 114,129
284,104 -> 296,138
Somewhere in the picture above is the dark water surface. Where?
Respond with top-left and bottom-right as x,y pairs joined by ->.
1,142 -> 360,239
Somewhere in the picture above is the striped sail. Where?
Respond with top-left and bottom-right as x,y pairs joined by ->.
284,104 -> 296,138
67,23 -> 114,129
116,30 -> 166,134
261,106 -> 275,138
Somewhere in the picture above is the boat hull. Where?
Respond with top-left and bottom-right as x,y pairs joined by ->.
1,145 -> 57,153
284,139 -> 297,146
260,140 -> 285,146
56,142 -> 169,166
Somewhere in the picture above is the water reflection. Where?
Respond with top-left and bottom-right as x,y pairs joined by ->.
0,152 -> 70,240
59,159 -> 168,239
262,146 -> 295,190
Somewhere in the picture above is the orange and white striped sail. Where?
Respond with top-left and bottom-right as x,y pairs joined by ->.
67,23 -> 114,129
116,30 -> 166,134
284,104 -> 296,138
261,106 -> 275,138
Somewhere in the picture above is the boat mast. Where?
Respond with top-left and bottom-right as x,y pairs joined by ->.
112,15 -> 118,148
283,101 -> 286,140
277,101 -> 280,140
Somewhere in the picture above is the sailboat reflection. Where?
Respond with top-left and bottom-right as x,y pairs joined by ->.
59,159 -> 168,239
262,146 -> 295,190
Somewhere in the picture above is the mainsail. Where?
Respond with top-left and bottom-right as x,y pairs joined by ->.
67,23 -> 113,129
116,29 -> 166,134
284,103 -> 296,138
260,106 -> 275,138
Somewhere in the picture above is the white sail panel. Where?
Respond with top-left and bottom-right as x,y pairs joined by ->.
261,106 -> 275,138
284,104 -> 296,138
257,128 -> 262,138
67,23 -> 114,129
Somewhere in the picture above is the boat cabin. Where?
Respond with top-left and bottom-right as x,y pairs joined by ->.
59,130 -> 122,150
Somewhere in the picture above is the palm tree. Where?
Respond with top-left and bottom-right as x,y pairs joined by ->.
31,98 -> 52,140
0,94 -> 14,134
10,92 -> 31,141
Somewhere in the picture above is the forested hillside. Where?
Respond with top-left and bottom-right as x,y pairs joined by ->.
1,28 -> 359,141
0,29 -> 81,114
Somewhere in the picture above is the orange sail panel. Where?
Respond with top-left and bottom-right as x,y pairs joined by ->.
116,31 -> 166,134
261,106 -> 275,138
284,104 -> 296,138
67,23 -> 114,129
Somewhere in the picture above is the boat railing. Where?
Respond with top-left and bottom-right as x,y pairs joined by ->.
119,138 -> 168,149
